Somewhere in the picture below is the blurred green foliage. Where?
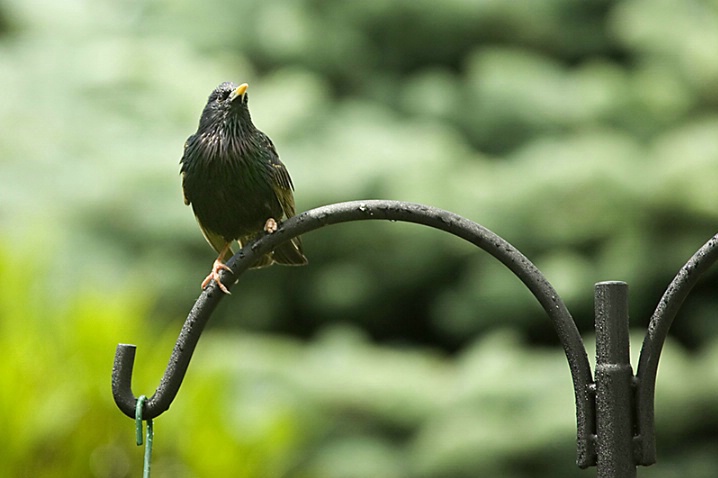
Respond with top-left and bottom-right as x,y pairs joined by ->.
1,0 -> 718,476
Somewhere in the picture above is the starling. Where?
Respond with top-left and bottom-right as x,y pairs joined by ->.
180,82 -> 307,293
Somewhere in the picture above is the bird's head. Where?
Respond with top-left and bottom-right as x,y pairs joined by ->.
198,82 -> 253,132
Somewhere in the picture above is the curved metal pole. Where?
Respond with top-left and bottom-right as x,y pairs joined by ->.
112,200 -> 594,464
635,233 -> 718,465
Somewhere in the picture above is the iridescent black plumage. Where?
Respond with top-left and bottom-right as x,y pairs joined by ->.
180,82 -> 307,292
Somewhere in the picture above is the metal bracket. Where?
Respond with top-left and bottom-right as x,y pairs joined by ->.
111,200 -> 718,475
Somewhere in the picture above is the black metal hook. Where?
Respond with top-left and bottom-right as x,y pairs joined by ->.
111,200 -> 594,463
112,200 -> 718,473
634,234 -> 718,465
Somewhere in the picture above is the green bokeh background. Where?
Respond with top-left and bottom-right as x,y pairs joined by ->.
1,0 -> 718,476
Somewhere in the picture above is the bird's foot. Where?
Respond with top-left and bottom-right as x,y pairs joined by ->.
201,259 -> 233,294
264,217 -> 278,233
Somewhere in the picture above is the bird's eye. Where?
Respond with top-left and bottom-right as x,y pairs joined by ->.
218,90 -> 231,101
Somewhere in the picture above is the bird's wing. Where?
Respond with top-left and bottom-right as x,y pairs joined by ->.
259,132 -> 297,218
180,172 -> 191,206
197,220 -> 233,258
180,135 -> 195,206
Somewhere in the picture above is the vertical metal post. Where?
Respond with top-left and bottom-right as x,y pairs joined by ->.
594,281 -> 636,478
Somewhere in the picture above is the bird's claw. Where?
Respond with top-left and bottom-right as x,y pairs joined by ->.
202,259 -> 233,294
264,217 -> 278,233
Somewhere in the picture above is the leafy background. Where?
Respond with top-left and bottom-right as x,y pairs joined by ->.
1,0 -> 717,476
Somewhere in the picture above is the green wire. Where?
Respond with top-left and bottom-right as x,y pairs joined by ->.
135,396 -> 146,446
143,418 -> 153,478
135,395 -> 154,478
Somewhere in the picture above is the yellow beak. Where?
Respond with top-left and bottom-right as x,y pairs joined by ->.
230,83 -> 248,101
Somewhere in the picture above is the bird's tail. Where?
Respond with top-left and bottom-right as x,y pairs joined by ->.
239,236 -> 308,269
271,237 -> 308,266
